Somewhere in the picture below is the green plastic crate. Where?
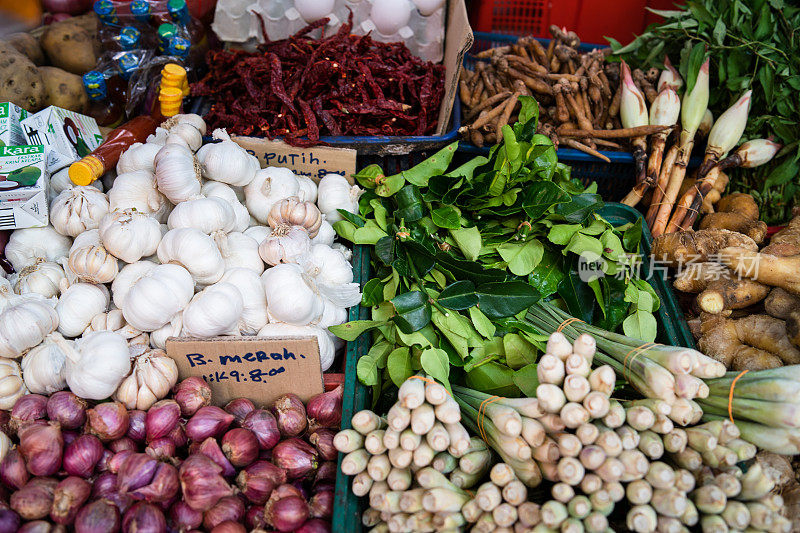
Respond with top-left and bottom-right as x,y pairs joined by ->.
332,204 -> 695,533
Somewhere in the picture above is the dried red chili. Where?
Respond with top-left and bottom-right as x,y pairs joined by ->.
193,13 -> 445,145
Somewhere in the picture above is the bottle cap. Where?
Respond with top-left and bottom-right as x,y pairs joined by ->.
181,77 -> 189,97
93,0 -> 118,24
69,156 -> 104,186
130,0 -> 152,22
117,27 -> 141,50
167,0 -> 190,25
116,52 -> 142,80
157,23 -> 177,52
167,36 -> 191,59
82,71 -> 107,100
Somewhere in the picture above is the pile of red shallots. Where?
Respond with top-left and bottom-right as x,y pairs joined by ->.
0,378 -> 343,533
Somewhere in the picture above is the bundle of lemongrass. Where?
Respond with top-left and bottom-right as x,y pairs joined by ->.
698,365 -> 800,455
461,463 -> 543,532
525,301 -> 726,404
334,376 -> 477,532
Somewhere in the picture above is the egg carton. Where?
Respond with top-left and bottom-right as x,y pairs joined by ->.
212,0 -> 446,62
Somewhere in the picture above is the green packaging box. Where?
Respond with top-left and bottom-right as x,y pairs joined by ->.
0,145 -> 47,229
21,106 -> 102,174
0,102 -> 29,147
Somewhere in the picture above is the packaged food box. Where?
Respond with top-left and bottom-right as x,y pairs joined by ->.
0,102 -> 29,147
0,145 -> 48,229
21,106 -> 102,174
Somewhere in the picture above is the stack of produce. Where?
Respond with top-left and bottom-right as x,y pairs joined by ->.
0,378 -> 343,532
0,112 -> 362,410
461,463 -> 540,531
194,15 -> 445,145
459,25 -> 670,161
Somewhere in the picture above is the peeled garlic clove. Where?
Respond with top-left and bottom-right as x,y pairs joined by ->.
197,129 -> 259,187
168,196 -> 237,235
258,225 -> 311,266
244,167 -> 300,224
220,268 -> 268,335
99,209 -> 163,264
267,197 -> 322,238
68,245 -> 119,284
317,173 -> 363,224
108,170 -> 171,223
181,282 -> 244,338
154,143 -> 202,204
0,297 -> 59,358
13,260 -> 66,298
5,226 -> 72,272
157,228 -> 226,286
261,263 -> 324,326
56,283 -> 109,338
121,264 -> 194,332
65,331 -> 131,400
50,186 -> 110,237
258,323 -> 336,371
214,232 -> 264,274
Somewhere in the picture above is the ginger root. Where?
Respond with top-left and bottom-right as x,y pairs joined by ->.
699,193 -> 768,244
651,229 -> 758,268
672,262 -> 769,314
718,247 -> 800,295
698,313 -> 800,370
764,288 -> 800,348
763,214 -> 800,256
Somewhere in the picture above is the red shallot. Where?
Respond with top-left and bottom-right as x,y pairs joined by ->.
46,392 -> 87,430
241,409 -> 280,450
169,500 -> 203,531
266,495 -> 309,532
272,394 -> 307,437
221,428 -> 259,467
63,435 -> 103,479
146,400 -> 181,442
121,501 -> 166,533
146,438 -> 176,460
309,489 -> 333,519
186,406 -> 234,442
86,402 -> 129,442
211,521 -> 246,533
297,518 -> 332,533
178,454 -> 234,511
272,438 -> 318,479
308,429 -> 337,461
11,394 -> 48,430
74,499 -> 120,533
18,422 -> 63,476
50,476 -> 91,525
195,437 -> 236,477
306,386 -> 342,431
1,448 -> 30,489
203,495 -> 245,530
236,460 -> 286,504
173,377 -> 212,416
126,410 -> 146,443
224,398 -> 255,423
11,477 -> 58,520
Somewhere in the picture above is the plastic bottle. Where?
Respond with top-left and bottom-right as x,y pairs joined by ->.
112,26 -> 142,51
82,71 -> 124,128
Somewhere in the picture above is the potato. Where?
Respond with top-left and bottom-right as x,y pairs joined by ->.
4,33 -> 45,65
0,43 -> 46,111
40,22 -> 96,75
39,66 -> 88,113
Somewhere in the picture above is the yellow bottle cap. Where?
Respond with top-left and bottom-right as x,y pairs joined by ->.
68,156 -> 104,186
163,63 -> 186,79
181,77 -> 190,97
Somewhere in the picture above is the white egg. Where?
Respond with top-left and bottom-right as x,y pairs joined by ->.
413,0 -> 445,16
294,0 -> 336,23
370,0 -> 412,35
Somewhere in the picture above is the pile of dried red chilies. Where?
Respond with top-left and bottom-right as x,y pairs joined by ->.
193,15 -> 446,146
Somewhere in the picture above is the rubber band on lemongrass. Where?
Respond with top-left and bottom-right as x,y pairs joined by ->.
623,343 -> 655,387
407,375 -> 453,398
728,369 -> 749,423
556,318 -> 584,333
478,395 -> 502,443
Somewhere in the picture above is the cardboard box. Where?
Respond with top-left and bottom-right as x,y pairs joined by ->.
0,103 -> 29,147
20,106 -> 103,174
0,145 -> 48,229
166,336 -> 325,406
232,138 -> 357,183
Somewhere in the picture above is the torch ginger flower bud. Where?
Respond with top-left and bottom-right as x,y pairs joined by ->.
649,88 -> 680,127
680,58 -> 710,138
706,90 -> 752,158
620,61 -> 648,128
657,56 -> 683,92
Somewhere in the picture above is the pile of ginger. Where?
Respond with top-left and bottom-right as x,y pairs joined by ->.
652,193 -> 800,371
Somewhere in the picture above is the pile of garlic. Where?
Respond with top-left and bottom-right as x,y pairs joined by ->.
0,114 -> 364,409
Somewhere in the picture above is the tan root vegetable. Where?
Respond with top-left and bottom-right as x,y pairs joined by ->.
672,261 -> 770,314
697,313 -> 800,370
651,228 -> 757,268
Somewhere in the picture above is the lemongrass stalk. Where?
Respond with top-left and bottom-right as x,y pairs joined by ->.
432,452 -> 457,474
674,374 -> 706,399
387,512 -> 409,533
502,479 -> 527,506
713,472 -> 740,499
416,467 -> 466,492
406,511 -> 433,532
362,508 -> 381,527
558,517 -> 582,533
606,481 -> 625,503
476,481 -> 503,512
433,512 -> 465,530
489,462 -> 516,487
596,429 -> 623,457
627,504 -> 658,533
551,483 -> 574,504
541,500 -> 569,528
619,450 -> 649,481
577,423 -> 599,445
462,498 -> 482,523
557,457 -> 585,486
383,428 -> 400,450
459,449 -> 492,475
451,385 -> 544,417
399,428 -> 421,451
692,484 -> 727,514
710,416 -> 800,455
538,353 -> 566,385
596,457 -> 624,483
638,431 -> 664,460
684,427 -> 717,452
706,375 -> 800,403
667,399 -> 694,426
583,512 -> 608,533
538,383 -> 567,413
522,417 -> 547,447
739,463 -> 775,500
473,512 -> 497,533
579,445 -> 606,470
573,333 -> 597,359
603,400 -> 625,428
761,493 -> 783,512
721,501 -> 750,530
702,445 -> 737,468
627,406 -> 656,431
699,514 -> 727,533
651,488 -> 688,519
656,516 -> 684,533
368,524 -> 389,533
583,392 -> 611,419
651,414 -> 674,435
534,438 -> 561,463
445,422 -> 471,458
387,467 -> 412,491
688,400 -> 703,425
680,499 -> 698,528
581,474 -> 603,495
519,502 -> 542,527
567,495 -> 592,519
645,462 -> 675,490
368,480 -> 389,500
617,426 -> 641,450
399,488 -> 425,513
413,441 -> 435,468
642,348 -> 695,376
353,470 -> 373,497
747,502 -> 774,529
387,403 -> 411,432
588,366 -> 616,395
771,515 -> 791,533
353,410 -> 385,434
433,396 -> 460,424
422,487 -> 470,513
557,433 -> 583,457
424,379 -> 448,406
368,454 -> 391,481
690,353 -> 727,379
334,429 -> 366,453
399,377 -> 425,408
492,503 -> 518,528
671,447 -> 702,470
540,413 -> 567,434
374,490 -> 403,513
629,399 -> 671,417
565,352 -> 592,378
564,375 -> 591,403
388,447 -> 413,469
589,489 -> 613,516
627,479 -> 653,505
547,332 -> 573,359
724,438 -> 756,461
495,432 -> 532,461
410,403 -> 436,435
426,422 -> 450,452
342,449 -> 370,475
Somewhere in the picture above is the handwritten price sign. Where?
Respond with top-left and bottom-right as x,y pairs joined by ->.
166,337 -> 324,406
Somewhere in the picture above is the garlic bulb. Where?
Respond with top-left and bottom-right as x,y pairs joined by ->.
157,228 -> 226,286
165,122 -> 203,152
117,142 -> 163,174
71,228 -> 101,249
0,431 -> 10,462
202,181 -> 250,232
167,196 -> 237,234
317,173 -> 363,223
150,313 -> 183,349
50,186 -> 110,237
245,167 -> 300,223
261,263 -> 324,325
244,225 -> 271,244
220,268 -> 269,335
83,308 -> 143,341
304,244 -> 354,285
113,344 -> 179,410
6,226 -> 72,272
13,260 -> 66,298
121,263 -> 194,332
258,225 -> 312,266
56,283 -> 109,338
316,298 -> 348,329
214,232 -> 264,274
182,282 -> 244,338
296,175 -> 318,203
257,323 -> 336,371
108,170 -> 171,222
196,129 -> 259,187
111,261 -> 157,308
0,359 -> 26,410
311,218 -> 335,247
0,296 -> 58,358
166,113 -> 207,135
332,242 -> 353,262
267,197 -> 323,238
49,167 -> 102,202
99,209 -> 163,263
65,330 -> 131,400
154,143 -> 202,204
147,127 -> 169,145
21,332 -> 70,394
68,244 -> 119,284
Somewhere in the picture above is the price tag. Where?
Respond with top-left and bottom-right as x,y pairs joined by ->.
232,137 -> 356,184
166,336 -> 324,406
